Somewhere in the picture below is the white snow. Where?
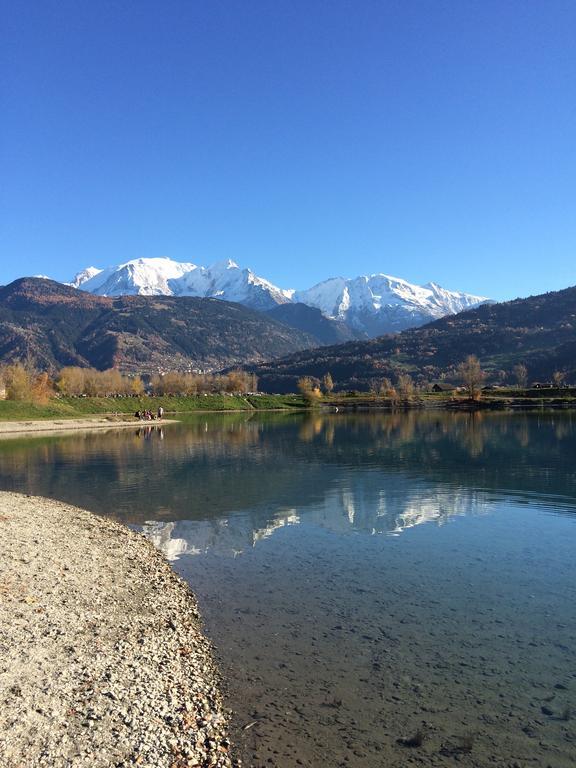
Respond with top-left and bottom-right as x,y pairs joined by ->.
295,271 -> 488,333
68,257 -> 489,336
72,257 -> 291,311
68,266 -> 104,289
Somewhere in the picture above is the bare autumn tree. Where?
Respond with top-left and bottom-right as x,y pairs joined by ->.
372,377 -> 399,404
379,378 -> 394,396
369,377 -> 396,397
552,370 -> 566,388
62,367 -> 135,396
18,365 -> 254,401
297,376 -> 321,402
458,355 -> 485,400
99,368 -> 124,396
297,376 -> 312,397
397,373 -> 415,402
149,370 -> 256,396
151,372 -> 187,395
322,373 -> 334,395
3,362 -> 53,403
82,369 -> 101,397
513,364 -> 528,389
226,369 -> 249,393
368,379 -> 381,396
3,363 -> 33,401
57,366 -> 86,396
130,375 -> 145,396
32,371 -> 53,404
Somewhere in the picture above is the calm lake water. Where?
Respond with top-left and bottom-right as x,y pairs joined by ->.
1,411 -> 576,767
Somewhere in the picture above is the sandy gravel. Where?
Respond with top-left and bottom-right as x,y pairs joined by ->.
0,491 -> 234,768
0,417 -> 177,439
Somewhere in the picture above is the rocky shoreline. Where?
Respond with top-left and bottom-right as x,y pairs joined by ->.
0,491 -> 234,768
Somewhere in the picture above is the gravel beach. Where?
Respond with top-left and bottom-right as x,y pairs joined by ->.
0,491 -> 234,768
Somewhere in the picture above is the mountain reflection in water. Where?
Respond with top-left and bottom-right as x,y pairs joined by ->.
141,476 -> 491,560
0,410 -> 575,552
1,411 -> 576,767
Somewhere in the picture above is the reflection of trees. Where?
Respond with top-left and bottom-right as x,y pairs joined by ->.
0,411 -> 575,533
517,421 -> 530,448
555,420 -> 571,441
460,413 -> 486,458
283,411 -> 576,505
298,416 -> 325,442
323,421 -> 335,447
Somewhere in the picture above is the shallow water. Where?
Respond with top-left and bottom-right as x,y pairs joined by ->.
1,411 -> 575,766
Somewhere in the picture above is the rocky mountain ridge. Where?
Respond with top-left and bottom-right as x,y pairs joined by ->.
67,257 -> 489,337
0,278 -> 319,373
246,284 -> 576,391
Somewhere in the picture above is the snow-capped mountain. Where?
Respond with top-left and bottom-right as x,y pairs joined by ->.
69,257 -> 489,337
294,274 -> 488,335
70,257 -> 292,311
69,266 -> 103,288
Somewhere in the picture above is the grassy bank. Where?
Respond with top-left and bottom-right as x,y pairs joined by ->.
2,387 -> 575,422
0,393 -> 308,421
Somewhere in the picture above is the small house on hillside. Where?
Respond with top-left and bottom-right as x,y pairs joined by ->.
431,383 -> 454,393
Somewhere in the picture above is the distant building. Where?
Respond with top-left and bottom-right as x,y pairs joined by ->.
431,383 -> 454,393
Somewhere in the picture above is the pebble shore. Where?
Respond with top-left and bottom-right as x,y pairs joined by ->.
0,491 -> 235,768
0,417 -> 176,438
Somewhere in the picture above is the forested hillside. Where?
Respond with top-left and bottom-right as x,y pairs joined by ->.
247,286 -> 576,392
0,278 -> 318,373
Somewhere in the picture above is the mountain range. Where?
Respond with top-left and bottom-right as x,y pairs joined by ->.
0,278 -> 320,372
68,257 -> 488,338
2,274 -> 574,388
246,284 -> 576,391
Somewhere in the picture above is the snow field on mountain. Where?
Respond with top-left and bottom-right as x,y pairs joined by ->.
70,256 -> 489,337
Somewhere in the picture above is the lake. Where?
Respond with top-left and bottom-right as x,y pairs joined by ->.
1,411 -> 575,767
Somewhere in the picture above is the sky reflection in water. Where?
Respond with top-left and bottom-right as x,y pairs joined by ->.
1,412 -> 576,766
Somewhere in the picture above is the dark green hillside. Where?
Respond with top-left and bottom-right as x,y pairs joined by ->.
0,278 -> 318,372
266,303 -> 362,345
247,285 -> 576,391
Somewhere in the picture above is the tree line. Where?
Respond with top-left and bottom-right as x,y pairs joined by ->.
297,370 -> 422,403
0,363 -> 258,403
0,357 -> 568,406
297,356 -> 569,403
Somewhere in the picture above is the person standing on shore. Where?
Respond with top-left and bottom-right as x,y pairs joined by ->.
157,406 -> 164,420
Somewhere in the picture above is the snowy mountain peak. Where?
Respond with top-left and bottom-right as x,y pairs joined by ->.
210,258 -> 239,272
295,272 -> 489,335
69,266 -> 103,289
70,256 -> 289,311
75,257 -> 197,297
68,256 -> 490,337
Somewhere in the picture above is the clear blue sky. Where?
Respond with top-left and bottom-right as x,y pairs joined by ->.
2,0 -> 575,300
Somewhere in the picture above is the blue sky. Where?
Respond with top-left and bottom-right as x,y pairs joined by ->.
2,0 -> 575,300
